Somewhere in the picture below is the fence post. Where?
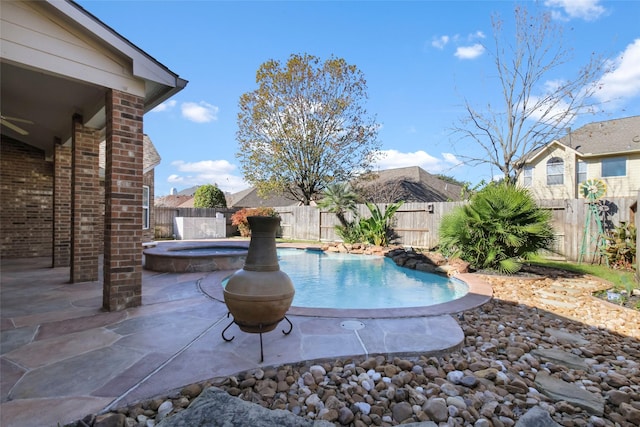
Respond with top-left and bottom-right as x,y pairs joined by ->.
636,190 -> 639,283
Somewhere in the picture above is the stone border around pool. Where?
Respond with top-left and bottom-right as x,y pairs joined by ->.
144,240 -> 249,273
198,243 -> 493,319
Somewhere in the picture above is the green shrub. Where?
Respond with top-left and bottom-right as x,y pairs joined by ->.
602,222 -> 636,270
193,184 -> 227,208
439,183 -> 555,274
335,223 -> 363,244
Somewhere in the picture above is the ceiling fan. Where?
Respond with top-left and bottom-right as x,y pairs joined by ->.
1,114 -> 34,136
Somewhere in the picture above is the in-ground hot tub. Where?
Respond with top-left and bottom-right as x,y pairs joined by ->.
144,241 -> 249,273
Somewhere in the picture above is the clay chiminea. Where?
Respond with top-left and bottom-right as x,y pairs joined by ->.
223,215 -> 295,333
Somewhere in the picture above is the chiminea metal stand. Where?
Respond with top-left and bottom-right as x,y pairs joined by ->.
221,312 -> 293,362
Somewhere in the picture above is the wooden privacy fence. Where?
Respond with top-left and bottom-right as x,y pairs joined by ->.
274,202 -> 464,248
538,197 -> 636,262
155,196 -> 637,262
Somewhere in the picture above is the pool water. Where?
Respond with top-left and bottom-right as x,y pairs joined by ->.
168,247 -> 247,256
257,249 -> 468,310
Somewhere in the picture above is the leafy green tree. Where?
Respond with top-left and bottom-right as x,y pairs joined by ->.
317,182 -> 359,228
236,53 -> 381,205
193,184 -> 227,208
438,183 -> 554,274
452,5 -> 605,183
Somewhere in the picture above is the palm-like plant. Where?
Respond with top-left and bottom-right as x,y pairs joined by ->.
439,183 -> 555,274
317,183 -> 359,228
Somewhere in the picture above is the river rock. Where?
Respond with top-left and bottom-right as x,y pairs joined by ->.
392,401 -> 413,422
515,406 -> 560,427
423,397 -> 448,422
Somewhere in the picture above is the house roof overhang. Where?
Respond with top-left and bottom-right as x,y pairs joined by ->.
576,148 -> 640,159
0,0 -> 187,157
521,140 -> 582,165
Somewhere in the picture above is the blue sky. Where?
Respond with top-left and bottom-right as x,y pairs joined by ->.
77,0 -> 640,196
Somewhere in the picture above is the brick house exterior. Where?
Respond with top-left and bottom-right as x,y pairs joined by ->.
0,1 -> 186,310
1,134 -> 160,257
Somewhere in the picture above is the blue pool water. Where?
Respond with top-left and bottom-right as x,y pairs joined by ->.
239,249 -> 468,310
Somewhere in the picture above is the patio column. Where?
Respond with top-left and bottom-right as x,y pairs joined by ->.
53,138 -> 72,268
70,115 -> 101,282
103,89 -> 144,311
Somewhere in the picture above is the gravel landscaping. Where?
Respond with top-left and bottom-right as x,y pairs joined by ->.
72,263 -> 640,427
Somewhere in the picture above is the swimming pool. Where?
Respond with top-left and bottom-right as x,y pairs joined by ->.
224,248 -> 468,310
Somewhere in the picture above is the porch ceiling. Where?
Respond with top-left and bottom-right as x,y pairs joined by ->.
1,60 -> 107,157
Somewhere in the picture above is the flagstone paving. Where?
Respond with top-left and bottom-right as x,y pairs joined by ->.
0,256 -> 478,427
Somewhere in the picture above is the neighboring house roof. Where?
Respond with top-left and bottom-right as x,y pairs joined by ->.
525,115 -> 640,163
354,166 -> 464,202
226,166 -> 465,207
154,195 -> 193,207
227,187 -> 300,208
176,186 -> 201,196
98,134 -> 160,175
564,115 -> 640,156
177,198 -> 195,208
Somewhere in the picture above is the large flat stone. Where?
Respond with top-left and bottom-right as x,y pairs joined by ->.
545,328 -> 590,346
531,348 -> 590,371
157,386 -> 334,427
534,371 -> 605,416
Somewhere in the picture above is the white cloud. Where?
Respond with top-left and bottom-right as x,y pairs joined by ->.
470,31 -> 485,41
151,100 -> 176,112
594,39 -> 640,105
442,152 -> 462,166
432,35 -> 450,50
372,149 -> 461,174
168,159 -> 248,193
544,0 -> 606,21
431,32 -> 484,52
454,44 -> 485,60
181,101 -> 219,123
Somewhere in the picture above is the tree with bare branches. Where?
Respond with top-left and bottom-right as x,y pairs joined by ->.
453,5 -> 606,183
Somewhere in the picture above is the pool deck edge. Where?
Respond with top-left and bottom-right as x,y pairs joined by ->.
199,270 -> 493,319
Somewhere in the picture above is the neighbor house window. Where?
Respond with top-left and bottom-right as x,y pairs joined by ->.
546,157 -> 564,185
577,161 -> 587,184
601,157 -> 626,177
523,166 -> 533,187
142,186 -> 150,230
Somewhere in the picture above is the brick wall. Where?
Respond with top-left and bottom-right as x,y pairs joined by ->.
103,89 -> 144,311
53,142 -> 72,267
2,127 -> 155,274
0,137 -> 53,258
70,117 -> 101,282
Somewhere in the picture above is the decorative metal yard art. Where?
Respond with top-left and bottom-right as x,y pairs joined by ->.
222,216 -> 294,362
578,179 -> 608,265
